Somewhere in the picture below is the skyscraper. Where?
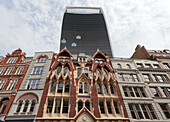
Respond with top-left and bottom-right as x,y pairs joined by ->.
60,7 -> 113,57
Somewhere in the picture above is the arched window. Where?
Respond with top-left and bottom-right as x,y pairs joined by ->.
79,83 -> 83,93
37,57 -> 47,63
97,83 -> 102,94
78,101 -> 83,112
57,67 -> 61,75
51,81 -> 56,92
84,69 -> 88,77
23,100 -> 29,112
61,39 -> 66,43
77,68 -> 81,78
84,83 -> 88,93
103,84 -> 108,94
117,64 -> 122,69
97,69 -> 101,76
104,70 -> 108,78
0,98 -> 9,114
16,100 -> 23,113
64,82 -> 70,93
127,64 -> 131,69
29,100 -> 35,112
109,84 -> 115,94
57,82 -> 63,93
64,67 -> 68,76
85,101 -> 90,111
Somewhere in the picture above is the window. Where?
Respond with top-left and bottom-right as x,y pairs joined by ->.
78,101 -> 83,112
99,101 -> 105,114
159,104 -> 170,119
118,74 -> 139,82
6,57 -> 17,63
64,82 -> 70,93
79,82 -> 83,93
109,84 -> 115,94
15,67 -> 24,75
145,64 -> 152,68
64,67 -> 68,76
62,100 -> 69,113
85,101 -> 90,111
153,64 -> 160,68
59,58 -> 63,62
84,69 -> 88,77
103,84 -> 108,94
95,60 -> 99,63
4,67 -> 14,75
153,74 -> 169,83
163,63 -> 170,69
16,100 -> 23,113
76,35 -> 81,39
32,67 -> 44,75
0,79 -> 7,90
0,68 -> 5,75
0,98 -> 8,114
161,87 -> 170,97
107,101 -> 112,114
29,100 -> 35,112
37,57 -> 47,62
150,87 -> 160,97
137,63 -> 143,68
57,82 -> 63,93
122,86 -> 146,97
47,99 -> 53,113
114,102 -> 120,114
7,79 -> 18,90
77,68 -> 81,78
50,81 -> 56,92
127,64 -> 131,69
84,83 -> 88,93
27,79 -> 40,89
57,67 -> 61,75
103,70 -> 108,78
54,99 -> 61,113
71,42 -> 77,47
23,100 -> 29,112
117,64 -> 122,69
128,104 -> 157,119
96,69 -> 101,76
97,83 -> 102,94
143,74 -> 151,82
61,39 -> 66,43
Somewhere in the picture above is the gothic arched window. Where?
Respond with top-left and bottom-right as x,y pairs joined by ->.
78,101 -> 83,112
29,100 -> 35,112
57,67 -> 61,75
103,84 -> 108,94
79,82 -> 83,93
85,101 -> 90,111
23,100 -> 29,112
84,83 -> 88,93
64,82 -> 70,93
57,82 -> 63,93
16,100 -> 23,113
97,83 -> 102,94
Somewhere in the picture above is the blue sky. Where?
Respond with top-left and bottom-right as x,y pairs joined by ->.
0,0 -> 170,57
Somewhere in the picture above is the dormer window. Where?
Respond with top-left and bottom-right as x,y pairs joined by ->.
37,57 -> 47,63
76,35 -> 81,39
61,39 -> 66,43
71,42 -> 77,47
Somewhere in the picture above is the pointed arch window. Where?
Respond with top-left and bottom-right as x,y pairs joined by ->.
109,84 -> 115,94
84,83 -> 88,93
57,67 -> 61,75
85,101 -> 90,111
78,101 -> 83,112
79,82 -> 83,93
97,83 -> 102,94
16,100 -> 23,113
64,67 -> 68,76
64,82 -> 70,93
51,81 -> 56,92
104,69 -> 108,78
103,84 -> 108,94
77,68 -> 82,78
57,82 -> 63,93
30,100 -> 35,112
23,100 -> 29,112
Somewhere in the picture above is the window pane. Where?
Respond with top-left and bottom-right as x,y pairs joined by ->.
107,102 -> 112,114
54,100 -> 61,113
114,102 -> 120,114
128,104 -> 136,119
62,100 -> 69,113
128,87 -> 135,97
97,83 -> 102,94
51,82 -> 56,92
123,87 -> 128,97
99,101 -> 105,114
103,84 -> 108,94
141,104 -> 150,119
64,82 -> 70,93
57,82 -> 63,93
135,104 -> 144,119
148,104 -> 157,119
84,83 -> 88,93
85,101 -> 90,111
47,99 -> 53,113
79,83 -> 83,93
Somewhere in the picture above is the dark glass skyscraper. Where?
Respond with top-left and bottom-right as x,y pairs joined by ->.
60,7 -> 113,57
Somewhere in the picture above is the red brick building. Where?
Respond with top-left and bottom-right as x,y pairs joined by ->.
36,48 -> 129,122
0,49 -> 31,121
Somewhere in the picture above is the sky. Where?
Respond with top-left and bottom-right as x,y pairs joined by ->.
0,0 -> 170,58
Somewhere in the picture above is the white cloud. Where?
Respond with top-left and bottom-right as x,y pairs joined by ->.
0,0 -> 170,57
